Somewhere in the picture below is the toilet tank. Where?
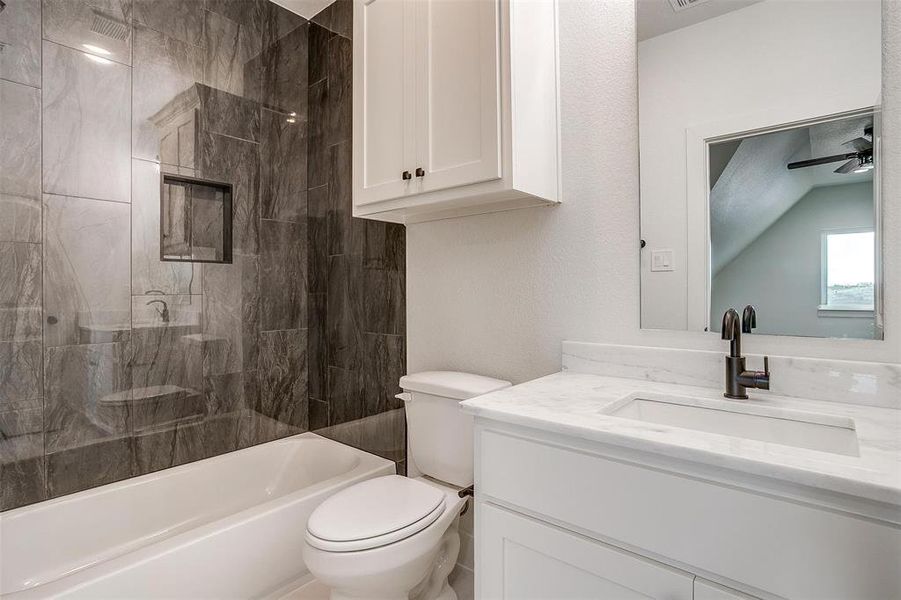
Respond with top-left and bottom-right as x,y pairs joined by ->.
399,371 -> 511,488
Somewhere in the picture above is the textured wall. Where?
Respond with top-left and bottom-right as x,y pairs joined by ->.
406,0 -> 900,388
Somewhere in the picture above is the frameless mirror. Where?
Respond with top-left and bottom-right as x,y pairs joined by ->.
637,0 -> 884,340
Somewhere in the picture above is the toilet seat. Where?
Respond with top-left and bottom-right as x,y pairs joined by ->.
305,475 -> 448,552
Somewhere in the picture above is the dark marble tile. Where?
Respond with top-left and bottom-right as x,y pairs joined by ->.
308,22 -> 330,85
0,241 -> 42,342
363,333 -> 405,416
0,341 -> 42,410
395,460 -> 406,476
307,292 -> 327,400
238,407 -> 299,448
311,0 -> 351,40
263,0 -> 306,42
326,365 -> 364,425
307,185 -> 329,294
260,108 -> 308,222
133,0 -> 204,47
307,80 -> 329,188
203,8 -> 261,101
207,0 -> 264,42
258,329 -> 308,430
0,80 -> 41,243
330,0 -> 352,40
0,404 -> 43,462
351,219 -> 406,335
309,398 -> 328,431
128,324 -> 203,434
326,254 -> 363,370
44,342 -> 132,453
326,33 -> 352,146
0,0 -> 41,87
133,421 -> 201,475
327,141 -> 352,255
197,131 -> 260,255
46,436 -> 134,498
42,41 -> 132,204
1,455 -> 46,511
204,369 -> 257,416
42,0 -> 133,66
202,255 -> 260,375
132,25 -> 204,165
260,219 -> 307,331
262,21 -> 308,114
197,84 -> 260,143
317,407 -> 405,461
43,194 -> 131,347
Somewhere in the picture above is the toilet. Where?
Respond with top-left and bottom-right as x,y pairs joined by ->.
303,371 -> 511,600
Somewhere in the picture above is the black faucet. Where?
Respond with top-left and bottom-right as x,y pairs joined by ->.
721,306 -> 770,399
146,299 -> 170,324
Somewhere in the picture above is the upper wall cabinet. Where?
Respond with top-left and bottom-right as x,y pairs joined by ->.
353,0 -> 561,223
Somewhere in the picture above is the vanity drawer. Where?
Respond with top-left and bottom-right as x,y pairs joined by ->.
476,425 -> 901,600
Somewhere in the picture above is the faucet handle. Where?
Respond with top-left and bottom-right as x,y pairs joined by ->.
763,355 -> 769,376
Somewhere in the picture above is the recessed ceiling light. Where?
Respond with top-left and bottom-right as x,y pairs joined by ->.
82,43 -> 111,55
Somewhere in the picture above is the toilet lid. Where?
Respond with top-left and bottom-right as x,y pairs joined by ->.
306,475 -> 446,550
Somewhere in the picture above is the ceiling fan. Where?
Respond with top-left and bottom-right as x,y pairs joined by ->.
787,125 -> 874,174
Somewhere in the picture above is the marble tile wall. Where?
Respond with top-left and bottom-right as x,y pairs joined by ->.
1,0 -> 407,512
306,10 -> 407,465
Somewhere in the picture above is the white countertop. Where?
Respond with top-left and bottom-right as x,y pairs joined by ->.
461,371 -> 901,510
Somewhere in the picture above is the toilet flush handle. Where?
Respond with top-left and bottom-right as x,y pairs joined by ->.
395,392 -> 413,403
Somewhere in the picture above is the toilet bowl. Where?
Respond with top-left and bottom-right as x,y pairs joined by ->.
302,372 -> 511,600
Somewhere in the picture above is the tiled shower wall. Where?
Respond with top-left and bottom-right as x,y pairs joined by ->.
0,0 -> 406,511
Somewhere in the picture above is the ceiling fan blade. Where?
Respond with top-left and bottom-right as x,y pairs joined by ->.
787,152 -> 857,170
842,137 -> 872,152
834,159 -> 860,174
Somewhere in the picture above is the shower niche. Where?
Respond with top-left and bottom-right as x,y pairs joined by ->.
160,174 -> 233,264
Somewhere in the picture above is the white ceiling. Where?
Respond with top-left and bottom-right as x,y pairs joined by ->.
636,0 -> 765,42
270,0 -> 334,20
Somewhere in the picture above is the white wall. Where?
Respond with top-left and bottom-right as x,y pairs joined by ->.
638,0 -> 882,330
406,1 -> 901,386
711,182 -> 875,339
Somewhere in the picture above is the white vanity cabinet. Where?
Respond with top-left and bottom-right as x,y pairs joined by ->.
473,422 -> 901,600
352,0 -> 561,223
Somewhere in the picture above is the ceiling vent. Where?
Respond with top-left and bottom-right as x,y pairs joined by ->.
668,0 -> 712,12
90,10 -> 129,41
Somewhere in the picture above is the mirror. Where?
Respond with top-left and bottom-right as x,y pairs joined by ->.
637,0 -> 884,340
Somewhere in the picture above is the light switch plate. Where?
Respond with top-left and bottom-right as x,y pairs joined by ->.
651,249 -> 674,272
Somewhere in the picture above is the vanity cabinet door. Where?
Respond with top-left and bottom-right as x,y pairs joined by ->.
478,502 -> 694,600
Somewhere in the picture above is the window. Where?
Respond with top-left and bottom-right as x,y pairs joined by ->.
820,229 -> 875,312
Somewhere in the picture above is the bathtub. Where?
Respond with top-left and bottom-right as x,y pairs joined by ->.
0,433 -> 395,599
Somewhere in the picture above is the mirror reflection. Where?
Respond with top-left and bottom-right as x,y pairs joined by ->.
637,0 -> 884,340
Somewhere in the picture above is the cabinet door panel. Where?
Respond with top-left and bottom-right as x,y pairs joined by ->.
414,0 -> 501,194
354,0 -> 415,206
479,503 -> 694,600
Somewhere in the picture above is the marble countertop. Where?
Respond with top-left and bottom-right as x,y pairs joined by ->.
461,371 -> 901,509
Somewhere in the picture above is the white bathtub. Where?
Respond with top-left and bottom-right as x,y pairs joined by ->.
0,433 -> 395,599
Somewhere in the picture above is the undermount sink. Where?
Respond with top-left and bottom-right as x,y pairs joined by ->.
603,393 -> 860,456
